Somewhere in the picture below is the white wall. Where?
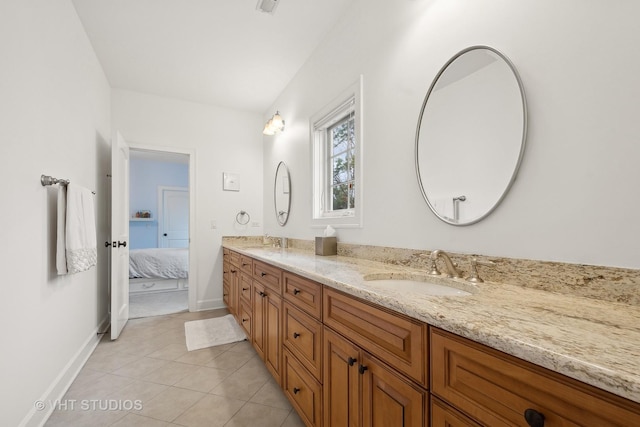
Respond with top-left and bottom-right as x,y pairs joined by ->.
263,0 -> 640,269
0,1 -> 111,426
112,89 -> 264,309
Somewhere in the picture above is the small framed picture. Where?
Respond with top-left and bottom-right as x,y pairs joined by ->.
223,172 -> 240,191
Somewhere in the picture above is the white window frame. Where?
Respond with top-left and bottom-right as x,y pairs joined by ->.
310,76 -> 363,228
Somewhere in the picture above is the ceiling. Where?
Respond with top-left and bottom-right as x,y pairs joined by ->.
71,0 -> 353,113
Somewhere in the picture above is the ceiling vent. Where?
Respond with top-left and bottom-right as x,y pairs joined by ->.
256,0 -> 280,15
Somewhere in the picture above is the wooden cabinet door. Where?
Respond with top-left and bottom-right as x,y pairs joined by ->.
265,292 -> 282,384
252,280 -> 266,360
323,327 -> 361,427
361,353 -> 426,427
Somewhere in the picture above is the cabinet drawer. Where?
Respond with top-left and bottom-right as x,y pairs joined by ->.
239,300 -> 252,338
283,348 -> 323,427
229,250 -> 241,267
283,302 -> 323,381
240,255 -> 253,273
239,272 -> 252,305
253,260 -> 283,293
283,272 -> 322,320
223,282 -> 230,307
431,327 -> 640,427
431,397 -> 481,427
323,287 -> 427,387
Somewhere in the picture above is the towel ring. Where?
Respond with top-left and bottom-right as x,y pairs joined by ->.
236,211 -> 250,225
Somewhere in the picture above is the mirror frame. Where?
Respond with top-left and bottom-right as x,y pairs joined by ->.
274,161 -> 291,226
415,45 -> 528,226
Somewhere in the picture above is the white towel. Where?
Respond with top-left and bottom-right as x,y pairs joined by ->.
64,183 -> 97,274
431,197 -> 455,221
56,186 -> 68,275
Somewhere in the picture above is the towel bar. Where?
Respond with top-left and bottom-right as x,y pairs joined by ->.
41,174 -> 95,194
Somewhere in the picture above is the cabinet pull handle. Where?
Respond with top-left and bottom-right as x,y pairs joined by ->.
358,364 -> 368,374
293,332 -> 300,339
242,287 -> 248,291
242,263 -> 249,266
347,357 -> 357,366
524,409 -> 545,427
293,387 -> 301,394
261,272 -> 267,277
293,289 -> 300,295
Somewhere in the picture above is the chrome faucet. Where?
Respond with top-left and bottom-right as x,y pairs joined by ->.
428,250 -> 462,278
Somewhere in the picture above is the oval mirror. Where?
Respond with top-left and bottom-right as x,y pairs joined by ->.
274,161 -> 291,226
416,46 -> 527,225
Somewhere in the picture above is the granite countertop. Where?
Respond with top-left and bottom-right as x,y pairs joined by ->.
223,243 -> 640,404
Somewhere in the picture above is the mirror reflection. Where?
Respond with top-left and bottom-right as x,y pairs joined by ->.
274,161 -> 291,226
416,46 -> 527,225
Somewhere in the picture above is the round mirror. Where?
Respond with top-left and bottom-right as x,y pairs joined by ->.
274,161 -> 291,226
416,46 -> 527,225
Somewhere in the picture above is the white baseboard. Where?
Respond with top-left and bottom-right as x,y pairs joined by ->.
196,298 -> 225,311
20,315 -> 110,427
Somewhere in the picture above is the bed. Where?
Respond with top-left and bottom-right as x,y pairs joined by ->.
129,248 -> 189,294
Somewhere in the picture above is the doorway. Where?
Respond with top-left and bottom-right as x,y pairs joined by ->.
127,145 -> 196,318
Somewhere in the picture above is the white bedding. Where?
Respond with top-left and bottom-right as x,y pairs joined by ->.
129,248 -> 189,279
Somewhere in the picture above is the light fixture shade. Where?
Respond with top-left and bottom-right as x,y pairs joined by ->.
271,111 -> 285,132
256,0 -> 279,14
263,118 -> 275,135
263,111 -> 285,136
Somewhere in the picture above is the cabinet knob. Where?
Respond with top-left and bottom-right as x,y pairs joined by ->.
358,364 -> 368,375
242,318 -> 248,323
259,291 -> 266,297
347,357 -> 357,366
524,409 -> 545,427
293,289 -> 300,295
293,332 -> 300,339
231,269 -> 237,273
261,272 -> 267,277
293,387 -> 301,395
242,287 -> 248,291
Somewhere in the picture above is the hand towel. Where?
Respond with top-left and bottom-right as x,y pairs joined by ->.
56,186 -> 68,275
65,183 -> 97,274
431,197 -> 455,221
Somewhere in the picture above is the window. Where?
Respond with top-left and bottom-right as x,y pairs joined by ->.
311,77 -> 362,227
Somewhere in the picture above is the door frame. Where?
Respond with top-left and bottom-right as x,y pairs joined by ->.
129,142 -> 197,312
157,186 -> 189,248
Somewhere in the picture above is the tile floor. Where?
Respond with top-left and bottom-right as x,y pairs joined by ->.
45,308 -> 305,427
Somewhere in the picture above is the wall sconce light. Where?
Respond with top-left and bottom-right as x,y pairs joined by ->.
263,111 -> 285,135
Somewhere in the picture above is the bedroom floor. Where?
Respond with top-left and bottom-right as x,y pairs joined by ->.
129,290 -> 189,319
45,309 -> 305,427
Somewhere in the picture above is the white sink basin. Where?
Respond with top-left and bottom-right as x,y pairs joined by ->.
362,274 -> 474,296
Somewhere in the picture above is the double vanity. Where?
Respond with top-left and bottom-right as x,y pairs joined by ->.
222,239 -> 640,427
